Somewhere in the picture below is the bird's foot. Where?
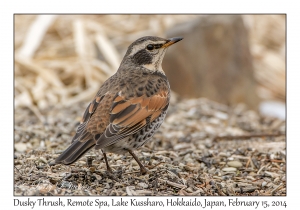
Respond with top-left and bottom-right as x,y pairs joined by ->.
139,166 -> 148,175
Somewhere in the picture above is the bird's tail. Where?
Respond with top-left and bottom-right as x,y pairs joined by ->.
55,139 -> 95,165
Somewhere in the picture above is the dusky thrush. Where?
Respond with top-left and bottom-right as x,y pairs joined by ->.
55,36 -> 183,174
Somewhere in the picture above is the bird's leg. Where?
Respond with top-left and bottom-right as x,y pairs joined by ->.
102,151 -> 113,173
128,149 -> 148,175
101,150 -> 121,182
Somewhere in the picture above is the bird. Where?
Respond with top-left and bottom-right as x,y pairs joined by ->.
55,36 -> 183,175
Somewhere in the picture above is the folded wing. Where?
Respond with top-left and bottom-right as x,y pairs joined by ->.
95,89 -> 169,149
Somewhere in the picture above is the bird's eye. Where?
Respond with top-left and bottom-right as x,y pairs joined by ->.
146,44 -> 154,51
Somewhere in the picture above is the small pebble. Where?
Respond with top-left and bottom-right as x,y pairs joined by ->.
15,143 -> 27,152
116,160 -> 123,164
179,163 -> 185,168
137,182 -> 148,189
39,141 -> 45,148
219,152 -> 228,157
208,168 -> 216,174
214,111 -> 228,120
222,167 -> 237,172
262,181 -> 267,187
185,158 -> 194,163
227,161 -> 243,168
131,160 -> 138,166
249,172 -> 256,176
39,157 -> 48,164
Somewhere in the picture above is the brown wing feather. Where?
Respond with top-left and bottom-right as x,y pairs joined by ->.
86,92 -> 115,136
71,95 -> 104,143
95,89 -> 169,149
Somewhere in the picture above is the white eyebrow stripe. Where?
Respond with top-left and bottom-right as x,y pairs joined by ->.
128,40 -> 165,57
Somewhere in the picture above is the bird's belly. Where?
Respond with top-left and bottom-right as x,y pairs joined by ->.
102,110 -> 167,154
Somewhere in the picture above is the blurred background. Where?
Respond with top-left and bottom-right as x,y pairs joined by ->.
14,15 -> 286,120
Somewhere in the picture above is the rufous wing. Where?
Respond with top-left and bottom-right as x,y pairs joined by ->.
95,90 -> 169,149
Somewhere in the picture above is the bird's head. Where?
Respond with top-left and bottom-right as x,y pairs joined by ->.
121,36 -> 183,72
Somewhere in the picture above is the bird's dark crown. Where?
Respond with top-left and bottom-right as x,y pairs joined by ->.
129,36 -> 167,48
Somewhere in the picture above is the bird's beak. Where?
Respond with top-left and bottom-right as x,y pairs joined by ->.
162,37 -> 183,48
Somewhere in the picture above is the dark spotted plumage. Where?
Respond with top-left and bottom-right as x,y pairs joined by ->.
55,36 -> 183,175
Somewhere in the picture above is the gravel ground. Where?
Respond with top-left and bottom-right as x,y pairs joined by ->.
14,95 -> 286,196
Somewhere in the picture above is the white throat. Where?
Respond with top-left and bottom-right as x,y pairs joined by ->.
142,63 -> 164,72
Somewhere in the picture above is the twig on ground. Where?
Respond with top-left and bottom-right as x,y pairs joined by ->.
214,132 -> 285,141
